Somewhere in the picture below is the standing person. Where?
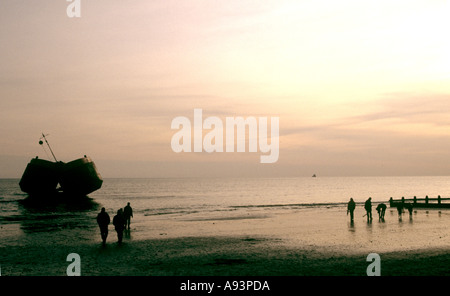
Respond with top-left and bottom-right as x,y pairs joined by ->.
113,209 -> 126,244
347,198 -> 356,222
123,202 -> 133,230
396,204 -> 403,220
364,197 -> 373,222
376,203 -> 387,221
405,203 -> 413,218
96,207 -> 110,245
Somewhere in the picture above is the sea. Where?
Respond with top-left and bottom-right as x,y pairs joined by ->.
1,176 -> 450,247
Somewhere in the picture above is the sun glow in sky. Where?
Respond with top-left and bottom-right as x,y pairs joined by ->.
1,0 -> 450,178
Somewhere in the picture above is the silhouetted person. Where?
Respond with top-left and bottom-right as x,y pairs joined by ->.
405,203 -> 413,217
364,197 -> 372,221
96,207 -> 110,245
397,204 -> 403,220
347,198 -> 356,222
123,202 -> 133,230
376,203 -> 387,220
113,209 -> 126,244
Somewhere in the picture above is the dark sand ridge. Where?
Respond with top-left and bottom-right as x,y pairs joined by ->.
2,235 -> 450,276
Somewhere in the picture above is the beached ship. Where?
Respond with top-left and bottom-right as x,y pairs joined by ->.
19,134 -> 103,197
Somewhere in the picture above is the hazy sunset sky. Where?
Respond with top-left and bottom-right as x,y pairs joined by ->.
1,0 -> 450,178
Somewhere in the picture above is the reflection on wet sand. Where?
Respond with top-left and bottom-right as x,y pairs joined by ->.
15,194 -> 100,233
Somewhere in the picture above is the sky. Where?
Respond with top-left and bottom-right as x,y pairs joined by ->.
1,0 -> 450,178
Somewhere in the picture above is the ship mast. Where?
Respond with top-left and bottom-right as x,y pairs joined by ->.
39,133 -> 58,162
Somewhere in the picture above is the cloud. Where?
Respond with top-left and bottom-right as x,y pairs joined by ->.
344,93 -> 450,126
272,92 -> 450,175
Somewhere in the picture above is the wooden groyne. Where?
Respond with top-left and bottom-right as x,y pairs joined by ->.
389,195 -> 450,208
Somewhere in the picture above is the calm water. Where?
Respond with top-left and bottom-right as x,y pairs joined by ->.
1,176 -> 450,246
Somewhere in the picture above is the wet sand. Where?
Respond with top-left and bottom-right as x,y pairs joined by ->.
2,235 -> 450,276
2,206 -> 450,276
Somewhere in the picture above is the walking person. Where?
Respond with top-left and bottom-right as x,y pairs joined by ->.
123,202 -> 133,230
364,197 -> 373,222
347,198 -> 356,222
96,207 -> 110,246
113,209 -> 126,244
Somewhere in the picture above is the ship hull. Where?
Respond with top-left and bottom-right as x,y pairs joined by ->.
19,158 -> 62,196
19,156 -> 102,197
59,157 -> 103,196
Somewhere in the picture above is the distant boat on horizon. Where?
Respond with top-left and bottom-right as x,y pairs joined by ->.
19,133 -> 103,197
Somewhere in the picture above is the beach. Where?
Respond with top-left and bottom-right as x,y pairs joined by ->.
2,206 -> 450,276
